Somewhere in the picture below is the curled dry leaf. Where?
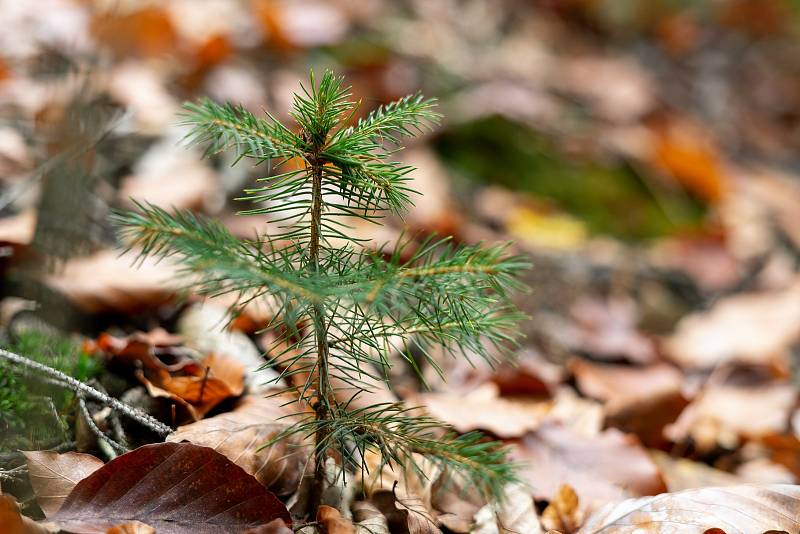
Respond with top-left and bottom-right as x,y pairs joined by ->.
166,395 -> 308,496
106,521 -> 156,534
177,303 -> 279,389
513,424 -> 666,514
472,483 -> 545,534
364,450 -> 441,534
318,505 -> 356,534
353,502 -> 389,534
0,494 -> 59,534
577,484 -> 800,534
23,450 -> 104,517
664,279 -> 800,370
541,485 -> 582,534
51,442 -> 291,534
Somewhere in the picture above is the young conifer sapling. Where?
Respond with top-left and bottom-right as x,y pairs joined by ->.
114,71 -> 528,516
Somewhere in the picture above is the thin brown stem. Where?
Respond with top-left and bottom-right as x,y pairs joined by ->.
307,154 -> 333,516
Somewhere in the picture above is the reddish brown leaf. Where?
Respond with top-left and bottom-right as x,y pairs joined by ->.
23,450 -> 104,517
51,442 -> 291,534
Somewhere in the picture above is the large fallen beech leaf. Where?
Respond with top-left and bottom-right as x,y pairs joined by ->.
51,442 -> 291,534
23,450 -> 104,517
167,395 -> 308,496
417,383 -> 550,438
664,279 -> 800,370
578,484 -> 800,533
513,424 -> 666,514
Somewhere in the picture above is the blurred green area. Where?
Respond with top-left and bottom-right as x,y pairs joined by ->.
436,117 -> 707,240
0,331 -> 100,451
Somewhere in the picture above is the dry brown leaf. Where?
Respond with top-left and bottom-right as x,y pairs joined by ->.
490,483 -> 543,534
91,6 -> 177,58
166,395 -> 308,496
176,303 -> 279,389
650,117 -> 727,203
364,450 -> 441,534
565,296 -> 656,364
0,210 -> 35,246
157,353 -> 245,411
541,485 -> 583,534
318,505 -> 356,534
569,359 -> 683,409
106,522 -> 156,534
490,348 -> 564,397
417,383 -> 550,438
578,484 -> 800,533
0,494 -> 60,534
664,280 -> 800,370
514,424 -> 666,514
23,450 -> 104,517
353,501 -> 390,534
570,359 -> 687,447
649,450 -> 741,492
665,382 -> 796,452
46,250 -> 178,314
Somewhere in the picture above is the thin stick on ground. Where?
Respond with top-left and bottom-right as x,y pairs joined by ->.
0,347 -> 173,436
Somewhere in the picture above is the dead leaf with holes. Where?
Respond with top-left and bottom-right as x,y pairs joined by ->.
22,450 -> 104,517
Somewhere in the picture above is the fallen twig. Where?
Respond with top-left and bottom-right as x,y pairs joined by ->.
0,348 -> 172,436
78,394 -> 128,456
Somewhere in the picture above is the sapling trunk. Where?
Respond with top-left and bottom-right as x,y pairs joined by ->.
308,153 -> 333,513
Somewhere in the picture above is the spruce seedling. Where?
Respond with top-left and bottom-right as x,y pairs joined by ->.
114,71 -> 528,514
